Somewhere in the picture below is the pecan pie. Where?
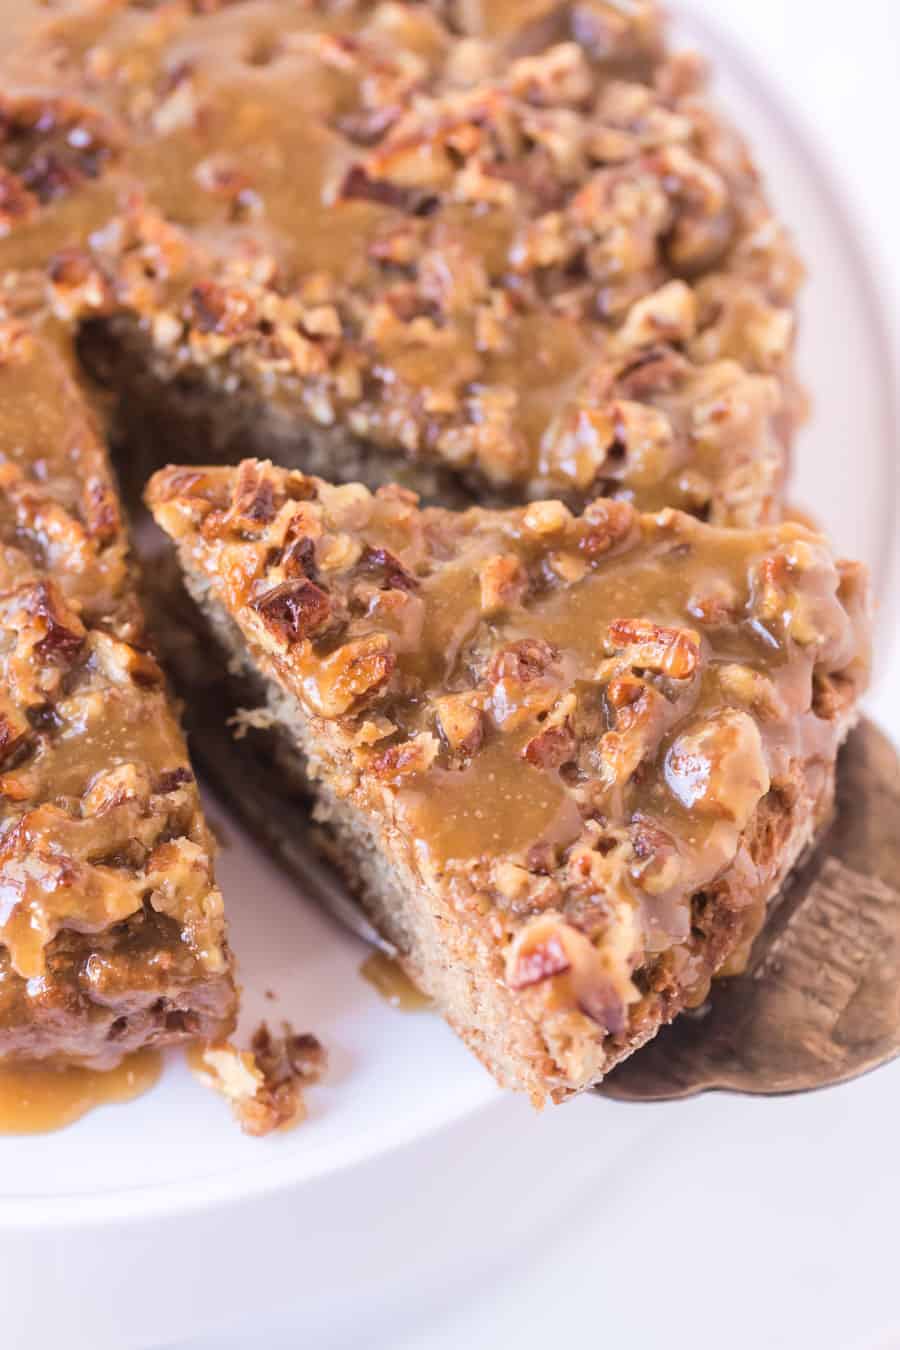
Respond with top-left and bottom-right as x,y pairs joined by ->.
147,459 -> 869,1101
2,0 -> 801,522
0,322 -> 236,1067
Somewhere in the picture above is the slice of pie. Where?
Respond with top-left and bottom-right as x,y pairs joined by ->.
148,458 -> 869,1101
0,322 -> 236,1066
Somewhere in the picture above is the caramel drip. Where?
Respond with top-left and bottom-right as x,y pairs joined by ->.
0,1048 -> 161,1134
359,952 -> 432,1011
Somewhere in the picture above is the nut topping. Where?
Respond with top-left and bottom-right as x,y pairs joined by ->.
251,579 -> 332,645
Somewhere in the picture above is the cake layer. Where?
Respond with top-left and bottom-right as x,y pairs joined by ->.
2,0 -> 800,521
148,459 -> 870,1101
0,323 -> 236,1067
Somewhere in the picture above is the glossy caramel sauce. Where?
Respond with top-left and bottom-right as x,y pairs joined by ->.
360,952 -> 432,1011
0,0 -> 792,517
0,1049 -> 161,1134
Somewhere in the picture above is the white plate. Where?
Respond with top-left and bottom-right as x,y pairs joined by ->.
2,0 -> 898,1252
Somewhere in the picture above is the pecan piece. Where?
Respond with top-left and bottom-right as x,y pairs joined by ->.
309,635 -> 396,717
606,619 -> 700,679
619,279 -> 697,348
505,912 -> 637,1035
523,500 -> 573,536
251,579 -> 332,644
488,637 -> 556,686
82,475 -> 120,542
338,164 -> 421,211
230,458 -> 279,528
507,927 -> 571,990
479,553 -> 526,615
187,280 -> 256,337
614,345 -> 689,400
47,248 -> 112,318
629,815 -> 682,895
0,698 -> 29,766
434,693 -> 484,756
0,167 -> 36,235
522,723 -> 575,769
28,580 -> 86,666
664,708 -> 769,828
370,733 -> 438,781
357,545 -> 418,592
578,498 -> 636,557
598,679 -> 666,786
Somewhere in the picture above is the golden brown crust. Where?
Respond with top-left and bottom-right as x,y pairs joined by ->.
0,323 -> 236,1066
148,457 -> 870,1098
2,0 -> 800,521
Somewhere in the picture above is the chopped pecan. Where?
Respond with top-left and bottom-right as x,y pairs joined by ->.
523,500 -> 573,536
193,1025 -> 325,1137
82,476 -> 120,542
578,498 -> 636,557
229,459 -> 279,529
186,280 -> 256,337
82,763 -> 151,815
650,144 -> 733,270
0,166 -> 36,235
506,42 -> 593,107
614,345 -> 689,400
664,708 -> 770,828
0,699 -> 29,766
27,581 -> 86,667
370,732 -> 438,780
629,815 -> 682,895
570,0 -> 663,64
488,638 -> 556,686
47,248 -> 113,318
717,663 -> 786,722
0,94 -> 120,204
687,576 -> 739,626
522,722 -> 576,769
606,619 -> 700,679
507,925 -> 571,990
357,545 -> 418,592
434,693 -> 483,755
619,279 -> 697,347
505,912 -> 637,1035
541,405 -> 615,491
597,679 -> 666,785
479,553 -> 526,615
251,579 -> 332,644
310,634 -> 396,717
156,766 -> 195,795
338,164 -> 422,211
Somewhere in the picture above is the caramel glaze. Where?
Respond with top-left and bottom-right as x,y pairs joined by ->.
148,459 -> 871,1072
0,322 -> 236,1078
2,0 -> 800,522
360,951 -> 433,1011
0,1048 -> 161,1134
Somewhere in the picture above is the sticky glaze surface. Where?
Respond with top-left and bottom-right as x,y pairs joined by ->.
1,0 -> 800,519
0,324 -> 236,1066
